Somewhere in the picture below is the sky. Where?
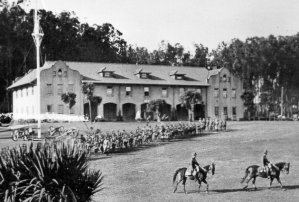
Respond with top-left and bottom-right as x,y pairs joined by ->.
31,0 -> 299,52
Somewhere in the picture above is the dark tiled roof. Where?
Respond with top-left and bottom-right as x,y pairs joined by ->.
8,61 -> 212,89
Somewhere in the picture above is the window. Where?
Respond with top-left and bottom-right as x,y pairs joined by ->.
223,107 -> 228,116
107,86 -> 113,96
57,84 -> 63,95
125,86 -> 132,96
215,106 -> 219,116
144,87 -> 150,97
21,89 -> 23,97
59,69 -> 63,77
64,71 -> 68,77
104,72 -> 111,77
47,84 -> 53,95
26,88 -> 28,96
53,71 -> 56,77
223,88 -> 227,98
232,107 -> 236,115
162,87 -> 168,97
214,88 -> 219,98
222,74 -> 227,82
70,107 -> 75,114
16,91 -> 18,99
176,75 -> 183,80
58,104 -> 64,114
232,89 -> 236,98
141,73 -> 148,79
32,87 -> 34,95
47,105 -> 53,113
68,84 -> 74,93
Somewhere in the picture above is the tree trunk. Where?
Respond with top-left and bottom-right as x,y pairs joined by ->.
89,99 -> 92,122
156,107 -> 160,122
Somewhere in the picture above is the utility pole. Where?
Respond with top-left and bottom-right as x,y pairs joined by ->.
32,3 -> 44,139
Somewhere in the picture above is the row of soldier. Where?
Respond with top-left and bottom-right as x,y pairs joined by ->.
64,120 -> 227,155
198,118 -> 227,131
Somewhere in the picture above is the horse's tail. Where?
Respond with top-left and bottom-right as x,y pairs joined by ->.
173,168 -> 186,184
241,167 -> 250,184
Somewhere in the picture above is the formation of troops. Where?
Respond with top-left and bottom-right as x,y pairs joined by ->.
50,118 -> 227,155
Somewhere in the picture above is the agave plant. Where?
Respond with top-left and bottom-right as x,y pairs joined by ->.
0,143 -> 104,202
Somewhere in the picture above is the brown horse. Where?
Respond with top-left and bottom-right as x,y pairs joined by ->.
241,162 -> 290,190
173,163 -> 215,194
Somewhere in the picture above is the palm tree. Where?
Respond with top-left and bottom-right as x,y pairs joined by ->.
61,92 -> 76,114
82,83 -> 102,122
180,89 -> 202,122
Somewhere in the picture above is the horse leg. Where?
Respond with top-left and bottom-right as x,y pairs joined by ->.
173,174 -> 182,193
183,178 -> 187,194
243,176 -> 253,189
202,179 -> 209,193
268,177 -> 274,189
173,179 -> 181,193
252,177 -> 257,190
276,176 -> 284,190
198,181 -> 201,193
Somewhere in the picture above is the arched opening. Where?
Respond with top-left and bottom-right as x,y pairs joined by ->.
176,104 -> 188,121
194,104 -> 205,120
122,103 -> 136,121
104,103 -> 117,121
160,103 -> 171,121
141,103 -> 153,120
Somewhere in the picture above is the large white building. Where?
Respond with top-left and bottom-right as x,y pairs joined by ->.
8,61 -> 245,121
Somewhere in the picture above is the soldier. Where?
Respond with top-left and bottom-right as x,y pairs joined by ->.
262,149 -> 273,178
191,152 -> 207,177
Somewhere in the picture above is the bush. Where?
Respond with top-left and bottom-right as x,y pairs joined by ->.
0,143 -> 103,202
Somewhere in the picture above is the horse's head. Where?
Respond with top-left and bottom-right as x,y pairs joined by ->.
283,162 -> 290,174
210,162 -> 215,175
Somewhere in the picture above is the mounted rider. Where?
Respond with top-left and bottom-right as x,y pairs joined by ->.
261,149 -> 274,177
191,152 -> 207,177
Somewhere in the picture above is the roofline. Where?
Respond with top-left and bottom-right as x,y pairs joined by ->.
7,81 -> 36,91
81,80 -> 210,87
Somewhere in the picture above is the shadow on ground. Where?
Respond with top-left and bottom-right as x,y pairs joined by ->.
173,184 -> 299,195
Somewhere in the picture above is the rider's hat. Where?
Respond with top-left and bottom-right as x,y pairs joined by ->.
193,152 -> 197,157
264,149 -> 268,154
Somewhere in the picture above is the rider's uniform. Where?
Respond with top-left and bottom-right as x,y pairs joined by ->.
191,156 -> 200,176
261,153 -> 272,176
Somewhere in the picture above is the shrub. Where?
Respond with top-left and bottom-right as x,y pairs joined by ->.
0,143 -> 103,202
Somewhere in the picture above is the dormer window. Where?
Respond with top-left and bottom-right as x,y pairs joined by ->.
135,68 -> 151,79
97,67 -> 114,78
170,70 -> 185,80
104,71 -> 112,77
175,75 -> 184,80
140,73 -> 148,79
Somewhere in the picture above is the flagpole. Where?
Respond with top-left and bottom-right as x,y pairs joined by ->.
32,1 -> 43,139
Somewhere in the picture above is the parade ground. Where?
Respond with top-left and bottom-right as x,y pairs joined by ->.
1,121 -> 299,202
89,121 -> 299,202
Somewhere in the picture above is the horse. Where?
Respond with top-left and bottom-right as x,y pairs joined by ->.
173,163 -> 215,194
241,162 -> 290,190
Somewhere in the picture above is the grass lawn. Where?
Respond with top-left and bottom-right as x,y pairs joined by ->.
1,121 -> 299,201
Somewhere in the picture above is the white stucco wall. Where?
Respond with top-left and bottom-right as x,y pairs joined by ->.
13,86 -> 38,120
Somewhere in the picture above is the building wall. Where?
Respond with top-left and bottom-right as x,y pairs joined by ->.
13,86 -> 37,119
40,61 -> 83,116
94,84 -> 208,120
207,68 -> 244,120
